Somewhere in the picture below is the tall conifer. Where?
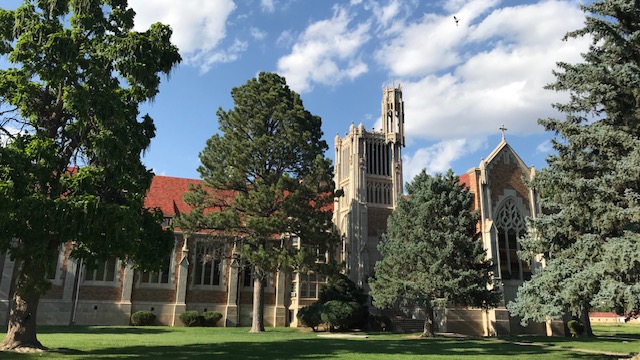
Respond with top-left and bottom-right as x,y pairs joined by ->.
178,72 -> 337,333
508,1 -> 640,336
369,170 -> 499,337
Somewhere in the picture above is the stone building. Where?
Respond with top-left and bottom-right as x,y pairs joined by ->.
331,86 -> 558,336
332,86 -> 405,290
0,176 -> 292,327
0,86 -> 558,335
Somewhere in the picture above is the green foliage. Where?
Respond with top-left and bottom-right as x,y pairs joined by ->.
177,72 -> 339,331
178,311 -> 221,327
321,300 -> 363,331
319,274 -> 368,305
0,0 -> 180,345
508,1 -> 640,331
369,170 -> 500,336
318,274 -> 368,330
179,311 -> 203,327
567,320 -> 585,338
130,311 -> 156,326
296,303 -> 323,331
296,274 -> 369,331
367,313 -> 392,332
202,311 -> 222,327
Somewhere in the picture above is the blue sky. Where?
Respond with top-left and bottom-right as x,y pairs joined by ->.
2,0 -> 591,185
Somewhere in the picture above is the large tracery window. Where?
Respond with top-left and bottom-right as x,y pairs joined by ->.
496,198 -> 531,281
193,242 -> 223,287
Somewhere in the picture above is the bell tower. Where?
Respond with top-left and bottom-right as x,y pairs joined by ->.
382,85 -> 405,147
333,85 -> 405,288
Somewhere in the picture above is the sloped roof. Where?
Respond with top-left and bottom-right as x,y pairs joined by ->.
144,176 -> 202,217
483,139 -> 531,171
144,175 -> 335,217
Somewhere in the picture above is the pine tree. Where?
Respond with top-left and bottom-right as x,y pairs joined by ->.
508,0 -> 640,336
178,72 -> 338,333
0,0 -> 180,350
369,170 -> 500,337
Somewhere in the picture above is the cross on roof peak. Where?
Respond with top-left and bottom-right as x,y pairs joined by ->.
499,124 -> 507,141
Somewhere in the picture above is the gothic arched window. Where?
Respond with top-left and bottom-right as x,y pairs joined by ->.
495,198 -> 531,280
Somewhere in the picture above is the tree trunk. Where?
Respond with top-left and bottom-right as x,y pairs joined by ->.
249,270 -> 265,333
581,305 -> 594,337
420,304 -> 435,338
0,258 -> 46,351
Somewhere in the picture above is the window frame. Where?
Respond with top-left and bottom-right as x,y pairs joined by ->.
137,247 -> 175,288
47,245 -> 66,286
82,257 -> 120,286
191,241 -> 225,290
495,197 -> 531,281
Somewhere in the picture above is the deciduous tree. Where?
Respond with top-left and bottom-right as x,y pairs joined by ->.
178,72 -> 337,333
369,170 -> 499,337
508,1 -> 640,337
0,0 -> 180,350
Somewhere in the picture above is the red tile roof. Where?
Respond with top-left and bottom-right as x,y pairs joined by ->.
145,175 -> 335,217
144,176 -> 202,217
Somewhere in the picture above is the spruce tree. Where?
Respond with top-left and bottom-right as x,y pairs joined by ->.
0,0 -> 180,350
178,72 -> 337,333
508,0 -> 640,336
369,170 -> 499,337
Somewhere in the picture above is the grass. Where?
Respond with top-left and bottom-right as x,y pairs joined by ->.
0,324 -> 638,359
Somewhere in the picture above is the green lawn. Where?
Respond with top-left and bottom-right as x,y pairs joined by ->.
0,324 -> 638,359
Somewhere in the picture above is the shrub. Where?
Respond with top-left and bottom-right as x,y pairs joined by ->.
130,310 -> 156,326
297,302 -> 323,331
367,313 -> 392,332
321,300 -> 364,331
180,311 -> 203,327
202,311 -> 223,327
319,274 -> 368,305
567,319 -> 585,337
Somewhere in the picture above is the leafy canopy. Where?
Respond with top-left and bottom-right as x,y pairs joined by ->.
508,0 -> 640,324
0,0 -> 181,290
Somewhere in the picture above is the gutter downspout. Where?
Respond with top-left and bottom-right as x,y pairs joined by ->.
70,258 -> 83,324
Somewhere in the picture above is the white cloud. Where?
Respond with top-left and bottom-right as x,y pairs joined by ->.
372,0 -> 401,28
375,0 -> 500,77
261,0 -> 276,13
536,140 -> 553,154
250,27 -> 267,41
276,6 -> 371,93
276,30 -> 294,47
403,138 -> 485,182
377,0 -> 589,141
0,123 -> 25,146
128,0 -> 238,72
191,39 -> 248,73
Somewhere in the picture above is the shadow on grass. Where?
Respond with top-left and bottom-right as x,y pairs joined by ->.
38,337 -> 610,359
505,335 -> 640,346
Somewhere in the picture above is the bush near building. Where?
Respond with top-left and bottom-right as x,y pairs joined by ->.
130,311 -> 157,326
297,274 -> 369,332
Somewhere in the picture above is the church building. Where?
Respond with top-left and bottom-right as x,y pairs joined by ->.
0,86 -> 558,335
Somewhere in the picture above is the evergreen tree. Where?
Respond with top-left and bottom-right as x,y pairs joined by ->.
0,0 -> 180,350
369,170 -> 500,337
178,72 -> 337,333
508,0 -> 640,336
